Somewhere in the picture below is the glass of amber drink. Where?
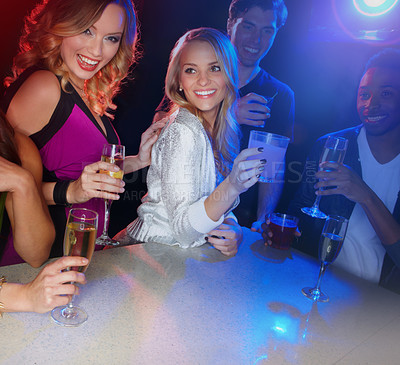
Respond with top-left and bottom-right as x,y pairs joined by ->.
51,208 -> 98,326
96,143 -> 125,246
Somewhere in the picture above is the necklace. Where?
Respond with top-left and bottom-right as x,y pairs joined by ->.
68,78 -> 86,97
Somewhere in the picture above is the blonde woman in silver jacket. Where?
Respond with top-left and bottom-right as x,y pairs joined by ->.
122,28 -> 266,256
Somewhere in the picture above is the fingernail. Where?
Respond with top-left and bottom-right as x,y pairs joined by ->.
81,258 -> 88,263
256,174 -> 261,178
258,166 -> 264,172
205,236 -> 208,241
258,147 -> 264,152
260,159 -> 267,164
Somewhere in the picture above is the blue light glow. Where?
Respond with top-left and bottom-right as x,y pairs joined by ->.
273,326 -> 286,334
269,315 -> 299,343
254,355 -> 268,364
353,0 -> 399,16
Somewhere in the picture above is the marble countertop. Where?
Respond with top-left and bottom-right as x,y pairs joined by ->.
1,228 -> 400,365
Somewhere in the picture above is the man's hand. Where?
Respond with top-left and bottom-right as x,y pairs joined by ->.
236,93 -> 271,126
315,162 -> 373,204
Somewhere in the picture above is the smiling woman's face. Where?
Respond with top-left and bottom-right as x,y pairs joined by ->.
179,40 -> 227,125
60,3 -> 125,87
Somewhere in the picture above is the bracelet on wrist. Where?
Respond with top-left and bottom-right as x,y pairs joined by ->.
53,180 -> 73,206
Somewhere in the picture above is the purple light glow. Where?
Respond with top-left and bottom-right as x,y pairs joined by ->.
353,0 -> 399,16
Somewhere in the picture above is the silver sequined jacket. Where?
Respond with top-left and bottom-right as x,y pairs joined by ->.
127,108 -> 238,248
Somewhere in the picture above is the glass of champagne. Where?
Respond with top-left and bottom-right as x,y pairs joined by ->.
51,208 -> 98,326
301,136 -> 348,219
96,143 -> 125,246
302,215 -> 348,302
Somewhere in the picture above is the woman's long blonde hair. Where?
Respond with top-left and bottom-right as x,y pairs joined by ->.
5,0 -> 139,118
165,27 -> 240,179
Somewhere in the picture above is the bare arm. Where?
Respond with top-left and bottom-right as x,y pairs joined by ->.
204,148 -> 264,221
4,133 -> 55,267
317,162 -> 400,245
0,257 -> 87,313
361,191 -> 400,245
6,70 -> 126,206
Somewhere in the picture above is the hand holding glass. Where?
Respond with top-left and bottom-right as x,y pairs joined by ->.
96,143 -> 125,246
302,215 -> 348,302
301,136 -> 348,219
248,131 -> 290,183
268,213 -> 299,250
51,208 -> 98,326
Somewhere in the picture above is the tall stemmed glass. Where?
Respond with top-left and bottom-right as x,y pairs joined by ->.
51,208 -> 98,326
302,215 -> 348,302
301,136 -> 348,219
96,143 -> 125,246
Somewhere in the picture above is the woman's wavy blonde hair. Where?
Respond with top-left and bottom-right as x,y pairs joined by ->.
165,27 -> 240,179
5,0 -> 138,118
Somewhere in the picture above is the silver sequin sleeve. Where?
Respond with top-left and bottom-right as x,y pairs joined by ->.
127,108 -> 236,248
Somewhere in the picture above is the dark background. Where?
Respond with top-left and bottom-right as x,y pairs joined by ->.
1,0 -> 399,235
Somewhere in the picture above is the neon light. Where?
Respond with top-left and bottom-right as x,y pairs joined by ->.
364,0 -> 387,6
353,0 -> 399,16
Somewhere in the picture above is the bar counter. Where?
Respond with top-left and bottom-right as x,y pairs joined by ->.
1,228 -> 400,364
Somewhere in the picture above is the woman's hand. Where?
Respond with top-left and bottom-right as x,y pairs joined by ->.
207,218 -> 243,256
228,148 -> 266,194
21,256 -> 88,313
124,119 -> 168,174
66,161 -> 125,204
137,119 -> 168,168
204,148 -> 265,222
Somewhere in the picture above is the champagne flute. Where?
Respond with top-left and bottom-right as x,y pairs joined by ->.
96,143 -> 125,246
51,208 -> 98,326
302,215 -> 348,302
301,136 -> 348,219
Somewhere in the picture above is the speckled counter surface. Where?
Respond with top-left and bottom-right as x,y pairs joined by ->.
1,228 -> 400,365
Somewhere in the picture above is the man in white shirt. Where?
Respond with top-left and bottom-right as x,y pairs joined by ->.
277,48 -> 400,292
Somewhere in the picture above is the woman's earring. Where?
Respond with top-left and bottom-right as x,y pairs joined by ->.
179,86 -> 183,92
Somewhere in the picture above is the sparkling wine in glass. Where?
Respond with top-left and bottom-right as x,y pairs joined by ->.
96,143 -> 125,246
51,208 -> 98,326
302,215 -> 348,302
301,136 -> 348,219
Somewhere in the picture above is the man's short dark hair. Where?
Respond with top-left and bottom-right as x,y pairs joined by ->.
364,48 -> 400,74
228,0 -> 288,29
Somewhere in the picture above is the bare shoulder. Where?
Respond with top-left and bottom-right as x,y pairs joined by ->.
6,70 -> 61,135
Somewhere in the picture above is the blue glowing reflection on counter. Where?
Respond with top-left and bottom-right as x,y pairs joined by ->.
270,314 -> 299,343
254,354 -> 268,364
